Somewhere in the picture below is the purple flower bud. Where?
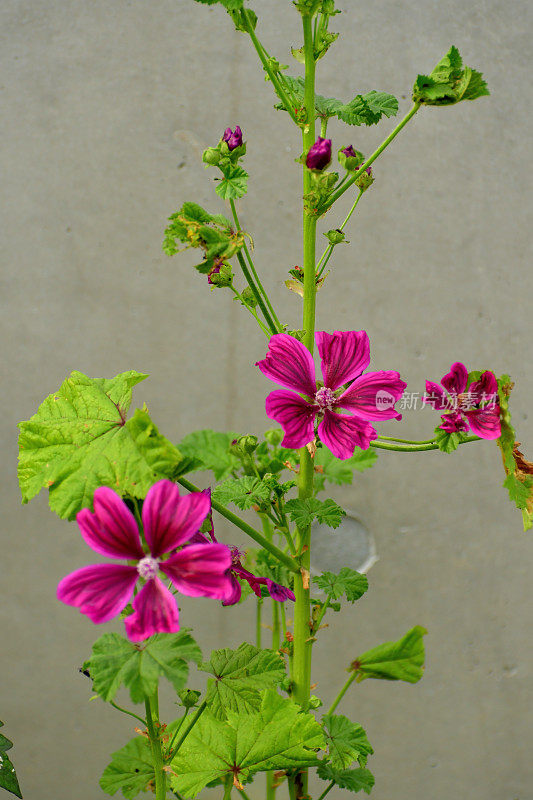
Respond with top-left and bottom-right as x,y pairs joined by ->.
207,262 -> 221,285
341,145 -> 357,159
306,137 -> 332,170
222,125 -> 243,151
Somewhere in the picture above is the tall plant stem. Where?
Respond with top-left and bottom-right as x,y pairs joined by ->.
290,13 -> 317,800
145,692 -> 166,800
266,596 -> 281,800
177,477 -> 299,572
324,102 -> 421,210
230,199 -> 282,333
235,251 -> 279,335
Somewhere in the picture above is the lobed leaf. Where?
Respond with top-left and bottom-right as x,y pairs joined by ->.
354,625 -> 427,683
314,447 -> 377,491
317,762 -> 375,795
100,736 -> 154,799
413,46 -> 489,106
178,429 -> 240,480
284,497 -> 346,529
313,568 -> 368,603
322,714 -> 374,769
212,476 -> 271,510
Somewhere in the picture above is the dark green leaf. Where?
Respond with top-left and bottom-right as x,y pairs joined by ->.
100,736 -> 154,799
200,643 -> 287,720
17,371 -> 182,520
322,714 -> 373,768
284,497 -> 346,529
212,476 -> 271,510
317,763 -> 375,794
85,631 -> 201,704
171,690 -> 325,797
354,626 -> 427,683
178,429 -> 240,480
313,568 -> 368,603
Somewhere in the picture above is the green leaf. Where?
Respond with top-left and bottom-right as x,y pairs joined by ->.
495,375 -> 533,530
434,427 -> 462,453
171,689 -> 325,797
284,497 -> 346,529
0,721 -> 22,799
313,568 -> 368,603
199,643 -> 287,720
215,165 -> 249,200
212,476 -> 271,510
85,631 -> 201,704
322,714 -> 374,769
317,763 -> 375,795
503,473 -> 532,508
178,429 -> 240,480
314,447 -> 377,490
17,371 -> 182,520
354,625 -> 427,683
413,46 -> 489,105
100,736 -> 154,799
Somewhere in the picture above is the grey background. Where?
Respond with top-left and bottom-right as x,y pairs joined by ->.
1,1 -> 532,799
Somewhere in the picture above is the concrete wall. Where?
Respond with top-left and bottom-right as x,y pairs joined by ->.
1,1 -> 531,799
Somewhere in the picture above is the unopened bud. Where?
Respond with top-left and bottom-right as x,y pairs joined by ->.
306,137 -> 332,171
355,165 -> 374,191
241,286 -> 258,308
324,229 -> 346,245
338,145 -> 365,172
264,428 -> 284,447
208,262 -> 233,287
202,147 -> 221,165
236,434 -> 258,454
178,689 -> 201,709
222,125 -> 243,151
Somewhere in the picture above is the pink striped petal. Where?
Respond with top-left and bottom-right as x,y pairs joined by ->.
468,370 -> 498,404
441,362 -> 468,395
142,480 -> 211,557
57,563 -> 138,624
222,573 -> 243,606
439,412 -> 469,433
265,390 -> 316,449
318,411 -> 377,459
256,334 -> 316,396
76,487 -> 144,560
464,405 -> 501,440
160,543 -> 233,599
124,578 -> 180,642
423,381 -> 450,410
337,371 -> 407,420
316,330 -> 370,390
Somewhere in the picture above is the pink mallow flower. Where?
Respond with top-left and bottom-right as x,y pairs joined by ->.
256,331 -> 406,460
57,480 -> 232,642
424,362 -> 501,439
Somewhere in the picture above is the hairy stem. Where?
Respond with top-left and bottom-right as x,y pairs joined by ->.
177,477 -> 299,572
145,692 -> 166,800
325,102 -> 421,210
371,434 -> 481,452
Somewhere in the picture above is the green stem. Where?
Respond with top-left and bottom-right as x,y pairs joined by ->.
242,10 -> 298,124
230,199 -> 282,332
109,700 -> 147,726
378,435 -> 436,444
237,790 -> 253,800
229,285 -> 270,336
145,693 -> 166,800
235,251 -> 278,335
177,477 -> 299,572
316,189 -> 363,278
267,600 -> 281,800
316,781 -> 335,800
290,14 -> 317,800
312,593 -> 332,635
328,671 -> 357,714
223,775 -> 233,800
371,434 -> 480,452
166,708 -> 189,755
168,701 -> 207,758
325,102 -> 421,210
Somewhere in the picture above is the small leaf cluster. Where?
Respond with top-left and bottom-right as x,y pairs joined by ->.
413,45 -> 489,106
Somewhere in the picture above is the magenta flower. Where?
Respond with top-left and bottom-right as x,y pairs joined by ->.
341,145 -> 357,159
256,331 -> 406,460
57,481 -> 232,642
424,362 -> 501,439
222,125 -> 243,151
191,494 -> 295,606
306,137 -> 332,170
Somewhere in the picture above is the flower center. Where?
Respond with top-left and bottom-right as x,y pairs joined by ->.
315,387 -> 335,411
137,556 -> 159,580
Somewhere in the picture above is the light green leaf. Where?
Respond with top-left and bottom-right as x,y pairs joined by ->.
322,714 -> 373,769
85,631 -> 201,704
434,427 -> 462,453
496,376 -> 533,530
284,497 -> 346,529
18,371 -> 182,520
200,643 -> 287,720
178,429 -> 240,480
100,736 -> 154,799
212,476 -> 271,510
413,46 -> 489,105
0,721 -> 22,799
313,568 -> 368,603
317,763 -> 375,795
171,689 -> 325,797
314,447 -> 377,490
215,165 -> 249,200
355,626 -> 427,683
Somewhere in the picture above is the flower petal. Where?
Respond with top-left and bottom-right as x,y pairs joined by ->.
57,564 -> 138,624
76,487 -> 144,560
439,411 -> 469,433
222,573 -> 242,606
441,362 -> 468,395
337,371 -> 407,420
265,390 -> 316,449
318,411 -> 377,459
423,381 -> 451,411
124,578 -> 180,642
256,334 -> 316,396
316,330 -> 370,390
464,406 -> 501,439
160,543 -> 233,599
142,480 -> 211,557
468,370 -> 498,405
266,579 -> 295,602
